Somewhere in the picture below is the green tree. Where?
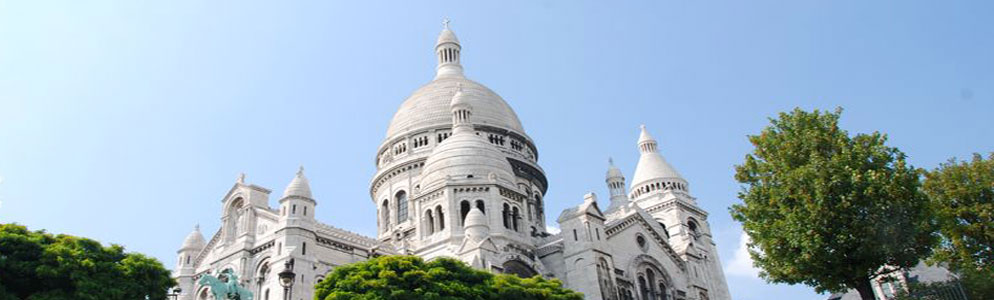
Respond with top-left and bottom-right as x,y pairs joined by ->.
729,108 -> 936,300
923,153 -> 994,270
313,255 -> 583,300
923,153 -> 994,299
955,266 -> 994,300
0,223 -> 175,300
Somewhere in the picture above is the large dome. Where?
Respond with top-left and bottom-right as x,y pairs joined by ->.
385,77 -> 525,139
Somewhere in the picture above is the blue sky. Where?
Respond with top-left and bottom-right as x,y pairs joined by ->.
1,1 -> 992,299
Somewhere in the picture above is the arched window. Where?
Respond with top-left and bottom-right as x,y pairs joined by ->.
502,203 -> 511,229
658,282 -> 667,300
257,261 -> 271,296
502,260 -> 537,278
381,200 -> 390,230
395,191 -> 408,223
425,210 -> 435,234
511,206 -> 520,231
660,222 -> 670,238
687,218 -> 700,240
638,276 -> 649,300
460,201 -> 471,226
475,200 -> 485,214
436,206 -> 445,230
596,258 -> 614,300
647,269 -> 658,300
535,194 -> 543,220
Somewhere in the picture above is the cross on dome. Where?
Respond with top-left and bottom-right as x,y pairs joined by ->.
443,18 -> 451,29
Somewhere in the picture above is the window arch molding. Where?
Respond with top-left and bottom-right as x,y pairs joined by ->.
460,200 -> 471,225
627,255 -> 675,300
687,217 -> 701,240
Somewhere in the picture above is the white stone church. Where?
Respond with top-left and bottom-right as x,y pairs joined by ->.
173,24 -> 731,300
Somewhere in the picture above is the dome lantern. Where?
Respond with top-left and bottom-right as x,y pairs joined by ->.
435,18 -> 463,79
450,83 -> 473,134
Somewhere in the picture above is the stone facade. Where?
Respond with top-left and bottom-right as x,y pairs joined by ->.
175,23 -> 731,300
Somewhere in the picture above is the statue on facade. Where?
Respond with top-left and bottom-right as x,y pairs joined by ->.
198,269 -> 254,300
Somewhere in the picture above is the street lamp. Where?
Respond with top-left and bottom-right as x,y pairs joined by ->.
278,258 -> 296,300
167,287 -> 182,300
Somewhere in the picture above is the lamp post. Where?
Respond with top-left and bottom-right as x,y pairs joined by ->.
278,258 -> 295,300
167,287 -> 182,300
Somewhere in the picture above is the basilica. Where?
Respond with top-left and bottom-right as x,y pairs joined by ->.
173,24 -> 731,300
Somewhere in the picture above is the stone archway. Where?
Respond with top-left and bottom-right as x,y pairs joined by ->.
502,259 -> 538,278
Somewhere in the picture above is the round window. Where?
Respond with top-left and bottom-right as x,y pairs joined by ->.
636,235 -> 648,251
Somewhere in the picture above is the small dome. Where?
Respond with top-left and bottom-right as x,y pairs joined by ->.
283,166 -> 313,199
437,28 -> 460,46
630,126 -> 686,189
464,207 -> 489,238
631,153 -> 684,187
420,89 -> 515,189
450,84 -> 471,109
606,158 -> 624,180
180,225 -> 206,252
420,126 -> 515,188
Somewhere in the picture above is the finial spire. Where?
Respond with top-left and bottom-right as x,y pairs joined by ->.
194,224 -> 200,231
609,157 -> 615,166
443,18 -> 451,29
297,165 -> 305,176
237,173 -> 245,184
638,124 -> 658,153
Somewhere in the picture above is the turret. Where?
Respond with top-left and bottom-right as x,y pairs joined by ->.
175,225 -> 205,300
557,193 -> 610,297
604,158 -> 629,213
279,166 -> 316,229
463,207 -> 490,241
450,83 -> 472,133
630,125 -> 689,200
558,193 -> 608,257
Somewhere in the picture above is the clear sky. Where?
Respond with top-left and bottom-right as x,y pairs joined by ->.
1,1 -> 992,299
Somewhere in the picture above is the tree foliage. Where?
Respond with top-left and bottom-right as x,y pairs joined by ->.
0,223 -> 175,300
729,108 -> 936,300
954,265 -> 994,300
922,153 -> 994,300
923,153 -> 994,270
313,255 -> 582,300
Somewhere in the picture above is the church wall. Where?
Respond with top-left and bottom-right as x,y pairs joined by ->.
606,223 -> 689,299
